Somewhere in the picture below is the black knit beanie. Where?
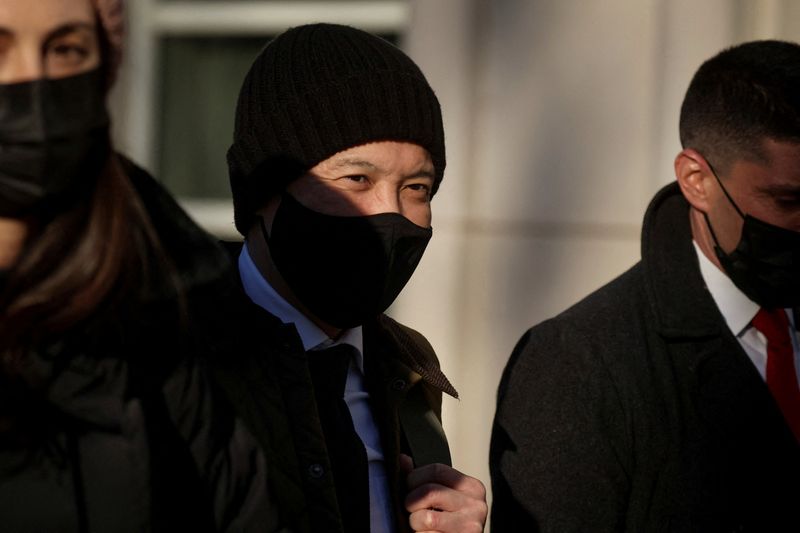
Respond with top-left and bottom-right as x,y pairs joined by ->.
227,23 -> 445,236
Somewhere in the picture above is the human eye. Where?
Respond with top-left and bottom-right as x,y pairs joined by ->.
404,181 -> 432,201
49,38 -> 90,61
772,199 -> 800,221
335,174 -> 371,190
44,31 -> 97,77
54,43 -> 87,59
407,182 -> 431,192
767,189 -> 800,213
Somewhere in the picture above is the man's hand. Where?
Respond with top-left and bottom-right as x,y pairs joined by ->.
401,454 -> 487,533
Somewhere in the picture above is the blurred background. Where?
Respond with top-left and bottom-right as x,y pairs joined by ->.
109,0 -> 800,515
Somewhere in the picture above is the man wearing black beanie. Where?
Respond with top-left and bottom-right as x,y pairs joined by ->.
216,23 -> 487,533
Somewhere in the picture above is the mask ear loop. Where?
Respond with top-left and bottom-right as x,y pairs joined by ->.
701,156 -> 746,250
706,158 -> 746,218
257,214 -> 272,249
256,191 -> 293,250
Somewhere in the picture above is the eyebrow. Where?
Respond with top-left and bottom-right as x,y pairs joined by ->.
45,22 -> 96,43
332,157 -> 436,179
0,22 -> 95,42
333,158 -> 379,171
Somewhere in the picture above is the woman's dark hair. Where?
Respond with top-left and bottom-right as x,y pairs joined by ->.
0,155 -> 172,368
0,14 -> 178,374
679,39 -> 800,173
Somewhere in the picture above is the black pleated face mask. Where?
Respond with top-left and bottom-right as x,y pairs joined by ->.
713,214 -> 800,309
0,68 -> 110,218
261,192 -> 433,329
704,163 -> 800,309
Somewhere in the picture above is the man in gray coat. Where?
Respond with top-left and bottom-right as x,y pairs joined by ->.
491,40 -> 800,532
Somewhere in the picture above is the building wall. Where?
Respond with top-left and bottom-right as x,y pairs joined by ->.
392,0 -> 799,511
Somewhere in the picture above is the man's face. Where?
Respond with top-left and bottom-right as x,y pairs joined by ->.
705,138 -> 800,253
258,140 -> 435,230
248,140 -> 436,334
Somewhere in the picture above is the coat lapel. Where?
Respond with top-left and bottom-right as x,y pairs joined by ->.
641,182 -> 799,454
363,316 -> 455,533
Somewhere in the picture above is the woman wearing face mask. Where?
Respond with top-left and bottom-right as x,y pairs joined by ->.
0,0 -> 278,530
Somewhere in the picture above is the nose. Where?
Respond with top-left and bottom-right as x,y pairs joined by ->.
0,47 -> 45,84
371,185 -> 402,216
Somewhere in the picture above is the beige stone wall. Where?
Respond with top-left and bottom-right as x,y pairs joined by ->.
393,0 -> 800,512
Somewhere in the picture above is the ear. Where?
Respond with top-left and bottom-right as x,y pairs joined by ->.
674,148 -> 714,213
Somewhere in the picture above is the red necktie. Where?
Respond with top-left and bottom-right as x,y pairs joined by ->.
752,307 -> 800,442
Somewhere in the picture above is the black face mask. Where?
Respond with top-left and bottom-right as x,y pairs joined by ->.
704,163 -> 800,309
0,68 -> 110,218
261,192 -> 433,329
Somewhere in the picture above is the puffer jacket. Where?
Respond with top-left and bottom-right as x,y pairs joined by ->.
0,158 -> 280,532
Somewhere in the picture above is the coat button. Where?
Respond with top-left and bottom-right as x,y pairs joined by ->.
391,378 -> 407,391
308,463 -> 325,479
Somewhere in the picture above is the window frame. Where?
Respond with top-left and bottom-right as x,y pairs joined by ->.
115,0 -> 410,237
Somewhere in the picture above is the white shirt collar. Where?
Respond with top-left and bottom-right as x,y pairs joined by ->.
238,242 -> 364,370
692,240 -> 760,337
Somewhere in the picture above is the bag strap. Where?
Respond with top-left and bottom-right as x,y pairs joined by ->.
398,383 -> 451,467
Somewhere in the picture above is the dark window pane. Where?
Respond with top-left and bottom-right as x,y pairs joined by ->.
157,36 -> 270,199
156,31 -> 399,199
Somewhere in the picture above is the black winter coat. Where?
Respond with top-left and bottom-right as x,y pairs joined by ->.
490,183 -> 800,532
210,242 -> 458,533
0,160 -> 279,532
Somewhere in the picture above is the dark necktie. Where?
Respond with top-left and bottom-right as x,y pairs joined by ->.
752,307 -> 800,442
307,344 -> 370,532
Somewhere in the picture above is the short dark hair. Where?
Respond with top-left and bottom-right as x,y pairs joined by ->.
679,40 -> 800,172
